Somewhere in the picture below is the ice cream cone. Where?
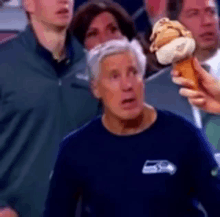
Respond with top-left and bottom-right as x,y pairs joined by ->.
149,18 -> 199,90
173,57 -> 199,90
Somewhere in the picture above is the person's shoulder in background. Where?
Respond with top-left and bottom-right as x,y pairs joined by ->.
0,32 -> 27,83
145,65 -> 172,83
0,29 -> 27,65
0,33 -> 20,54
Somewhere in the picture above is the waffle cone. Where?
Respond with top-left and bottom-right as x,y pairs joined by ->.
173,57 -> 199,90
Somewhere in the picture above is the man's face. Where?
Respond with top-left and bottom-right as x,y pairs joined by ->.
179,0 -> 219,51
93,51 -> 144,121
29,0 -> 74,29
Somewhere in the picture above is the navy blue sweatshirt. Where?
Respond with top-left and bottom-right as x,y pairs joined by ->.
44,110 -> 220,217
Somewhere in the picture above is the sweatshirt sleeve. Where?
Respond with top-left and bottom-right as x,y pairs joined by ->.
189,129 -> 220,216
43,139 -> 82,217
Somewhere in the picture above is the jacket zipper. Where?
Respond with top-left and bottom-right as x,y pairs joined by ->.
58,79 -> 62,86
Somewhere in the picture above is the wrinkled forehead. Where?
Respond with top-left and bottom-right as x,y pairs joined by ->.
99,50 -> 138,73
100,49 -> 137,66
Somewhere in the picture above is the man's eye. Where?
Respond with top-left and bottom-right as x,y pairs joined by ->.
187,11 -> 199,17
129,68 -> 138,76
132,69 -> 138,75
111,73 -> 119,79
207,9 -> 217,15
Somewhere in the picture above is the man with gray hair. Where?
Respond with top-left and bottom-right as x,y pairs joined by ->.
44,38 -> 220,217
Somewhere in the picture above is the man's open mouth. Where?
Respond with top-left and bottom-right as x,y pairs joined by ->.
121,98 -> 137,109
122,98 -> 136,104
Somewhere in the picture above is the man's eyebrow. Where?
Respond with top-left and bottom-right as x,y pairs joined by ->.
205,6 -> 217,11
128,66 -> 137,71
109,69 -> 119,74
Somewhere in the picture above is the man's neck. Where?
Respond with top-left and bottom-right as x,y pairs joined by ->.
31,18 -> 67,61
102,104 -> 157,136
194,47 -> 218,62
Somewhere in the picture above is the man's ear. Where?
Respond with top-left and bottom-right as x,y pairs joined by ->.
23,0 -> 35,14
91,79 -> 101,99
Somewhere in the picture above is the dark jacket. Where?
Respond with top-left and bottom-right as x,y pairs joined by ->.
0,25 -> 99,217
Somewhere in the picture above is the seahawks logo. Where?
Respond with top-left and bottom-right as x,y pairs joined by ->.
142,160 -> 177,175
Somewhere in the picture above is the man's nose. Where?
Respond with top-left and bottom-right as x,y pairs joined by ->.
121,77 -> 133,91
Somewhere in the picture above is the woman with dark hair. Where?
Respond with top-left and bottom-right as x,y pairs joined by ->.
70,0 -> 136,50
70,0 -> 158,78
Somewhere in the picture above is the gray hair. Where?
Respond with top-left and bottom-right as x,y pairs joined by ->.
86,38 -> 147,80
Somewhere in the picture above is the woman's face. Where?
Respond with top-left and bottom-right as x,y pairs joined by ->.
84,11 -> 124,50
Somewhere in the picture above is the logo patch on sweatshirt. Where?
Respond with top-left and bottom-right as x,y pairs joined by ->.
142,160 -> 177,175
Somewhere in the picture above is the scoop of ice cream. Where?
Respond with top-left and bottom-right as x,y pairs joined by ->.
149,17 -> 196,65
150,18 -> 193,52
156,37 -> 196,65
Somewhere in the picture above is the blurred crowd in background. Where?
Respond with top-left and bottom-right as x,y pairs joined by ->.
1,0 -> 220,216
1,0 -> 220,78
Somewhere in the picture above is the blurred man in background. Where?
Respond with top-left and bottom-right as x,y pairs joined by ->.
145,0 -> 220,147
169,0 -> 220,77
144,0 -> 220,76
0,0 -> 99,216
